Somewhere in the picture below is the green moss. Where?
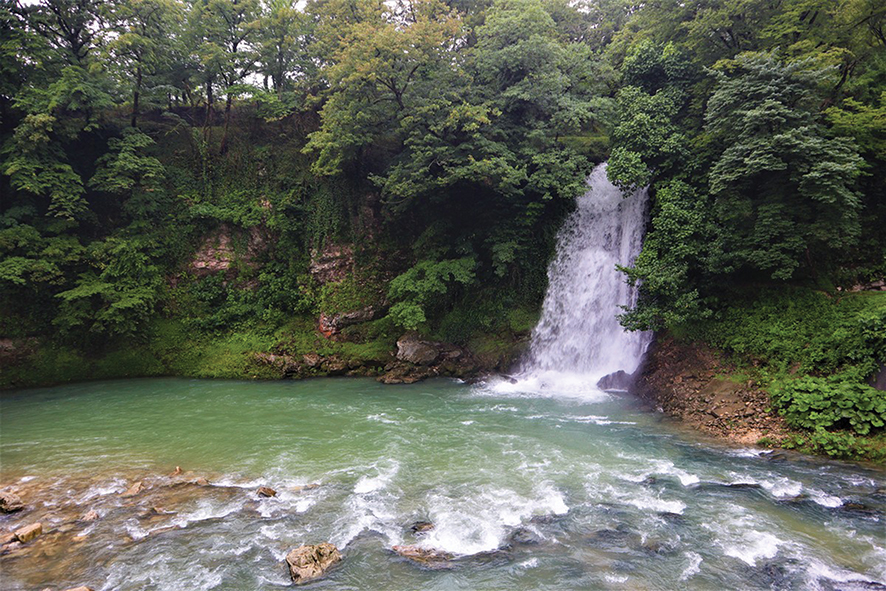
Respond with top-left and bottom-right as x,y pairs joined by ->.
318,274 -> 385,317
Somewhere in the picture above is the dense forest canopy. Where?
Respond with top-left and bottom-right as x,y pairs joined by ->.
1,0 -> 884,348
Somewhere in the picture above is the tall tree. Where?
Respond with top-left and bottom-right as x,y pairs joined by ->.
109,0 -> 183,127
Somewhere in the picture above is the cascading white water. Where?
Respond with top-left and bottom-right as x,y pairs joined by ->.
502,163 -> 651,396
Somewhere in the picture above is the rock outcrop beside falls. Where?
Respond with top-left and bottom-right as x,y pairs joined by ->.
633,335 -> 791,445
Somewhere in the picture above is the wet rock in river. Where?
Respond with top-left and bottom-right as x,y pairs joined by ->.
79,510 -> 100,522
834,581 -> 886,590
62,587 -> 95,591
392,545 -> 454,567
0,491 -> 24,512
760,450 -> 789,463
1,540 -> 24,555
257,486 -> 277,498
15,522 -> 43,543
597,370 -> 634,391
1,530 -> 17,545
410,521 -> 434,534
137,506 -> 172,520
121,481 -> 145,497
696,481 -> 764,493
507,527 -> 542,546
291,483 -> 320,493
285,542 -> 342,584
840,502 -> 881,517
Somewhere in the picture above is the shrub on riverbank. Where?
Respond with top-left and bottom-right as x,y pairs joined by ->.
678,288 -> 886,461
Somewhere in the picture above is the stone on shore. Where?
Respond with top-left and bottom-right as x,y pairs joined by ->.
285,542 -> 342,584
0,491 -> 24,513
15,522 -> 43,543
396,333 -> 440,366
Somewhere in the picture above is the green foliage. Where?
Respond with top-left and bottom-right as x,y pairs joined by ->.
53,238 -> 163,339
619,180 -> 719,330
90,128 -> 165,195
2,113 -> 87,220
686,289 -> 886,377
607,41 -> 693,191
781,428 -> 886,462
773,376 -> 886,435
387,258 -> 476,330
319,274 -> 383,317
706,52 -> 865,280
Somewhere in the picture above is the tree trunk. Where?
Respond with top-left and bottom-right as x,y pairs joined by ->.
220,93 -> 233,155
204,79 -> 214,145
131,65 -> 142,128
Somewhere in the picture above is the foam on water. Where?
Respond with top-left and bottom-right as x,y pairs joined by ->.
332,459 -> 403,549
419,483 -> 568,555
724,530 -> 782,566
680,551 -> 703,580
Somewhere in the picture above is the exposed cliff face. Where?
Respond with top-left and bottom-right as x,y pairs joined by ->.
633,334 -> 791,445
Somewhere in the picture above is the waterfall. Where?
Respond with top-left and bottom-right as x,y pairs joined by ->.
501,163 -> 651,396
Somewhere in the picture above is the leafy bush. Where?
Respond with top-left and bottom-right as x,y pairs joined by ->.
781,428 -> 886,462
686,289 -> 886,377
387,258 -> 476,330
772,375 -> 886,435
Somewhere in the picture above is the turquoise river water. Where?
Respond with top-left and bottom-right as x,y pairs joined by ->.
0,377 -> 884,590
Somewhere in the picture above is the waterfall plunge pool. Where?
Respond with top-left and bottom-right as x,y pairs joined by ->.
1,377 -> 884,590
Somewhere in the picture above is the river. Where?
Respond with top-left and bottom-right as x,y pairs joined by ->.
1,377 -> 883,590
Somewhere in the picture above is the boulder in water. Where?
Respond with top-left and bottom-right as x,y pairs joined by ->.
761,451 -> 789,463
392,544 -> 453,567
121,481 -> 145,497
410,521 -> 434,534
597,370 -> 634,391
257,486 -> 277,498
15,522 -> 43,543
0,491 -> 24,512
285,542 -> 342,584
499,374 -> 519,385
507,527 -> 542,546
79,510 -> 100,522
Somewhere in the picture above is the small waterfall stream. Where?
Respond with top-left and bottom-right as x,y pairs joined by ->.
506,163 -> 651,395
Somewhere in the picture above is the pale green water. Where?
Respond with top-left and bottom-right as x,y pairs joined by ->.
1,377 -> 884,590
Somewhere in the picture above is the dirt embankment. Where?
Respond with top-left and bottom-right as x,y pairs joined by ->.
633,335 -> 791,445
